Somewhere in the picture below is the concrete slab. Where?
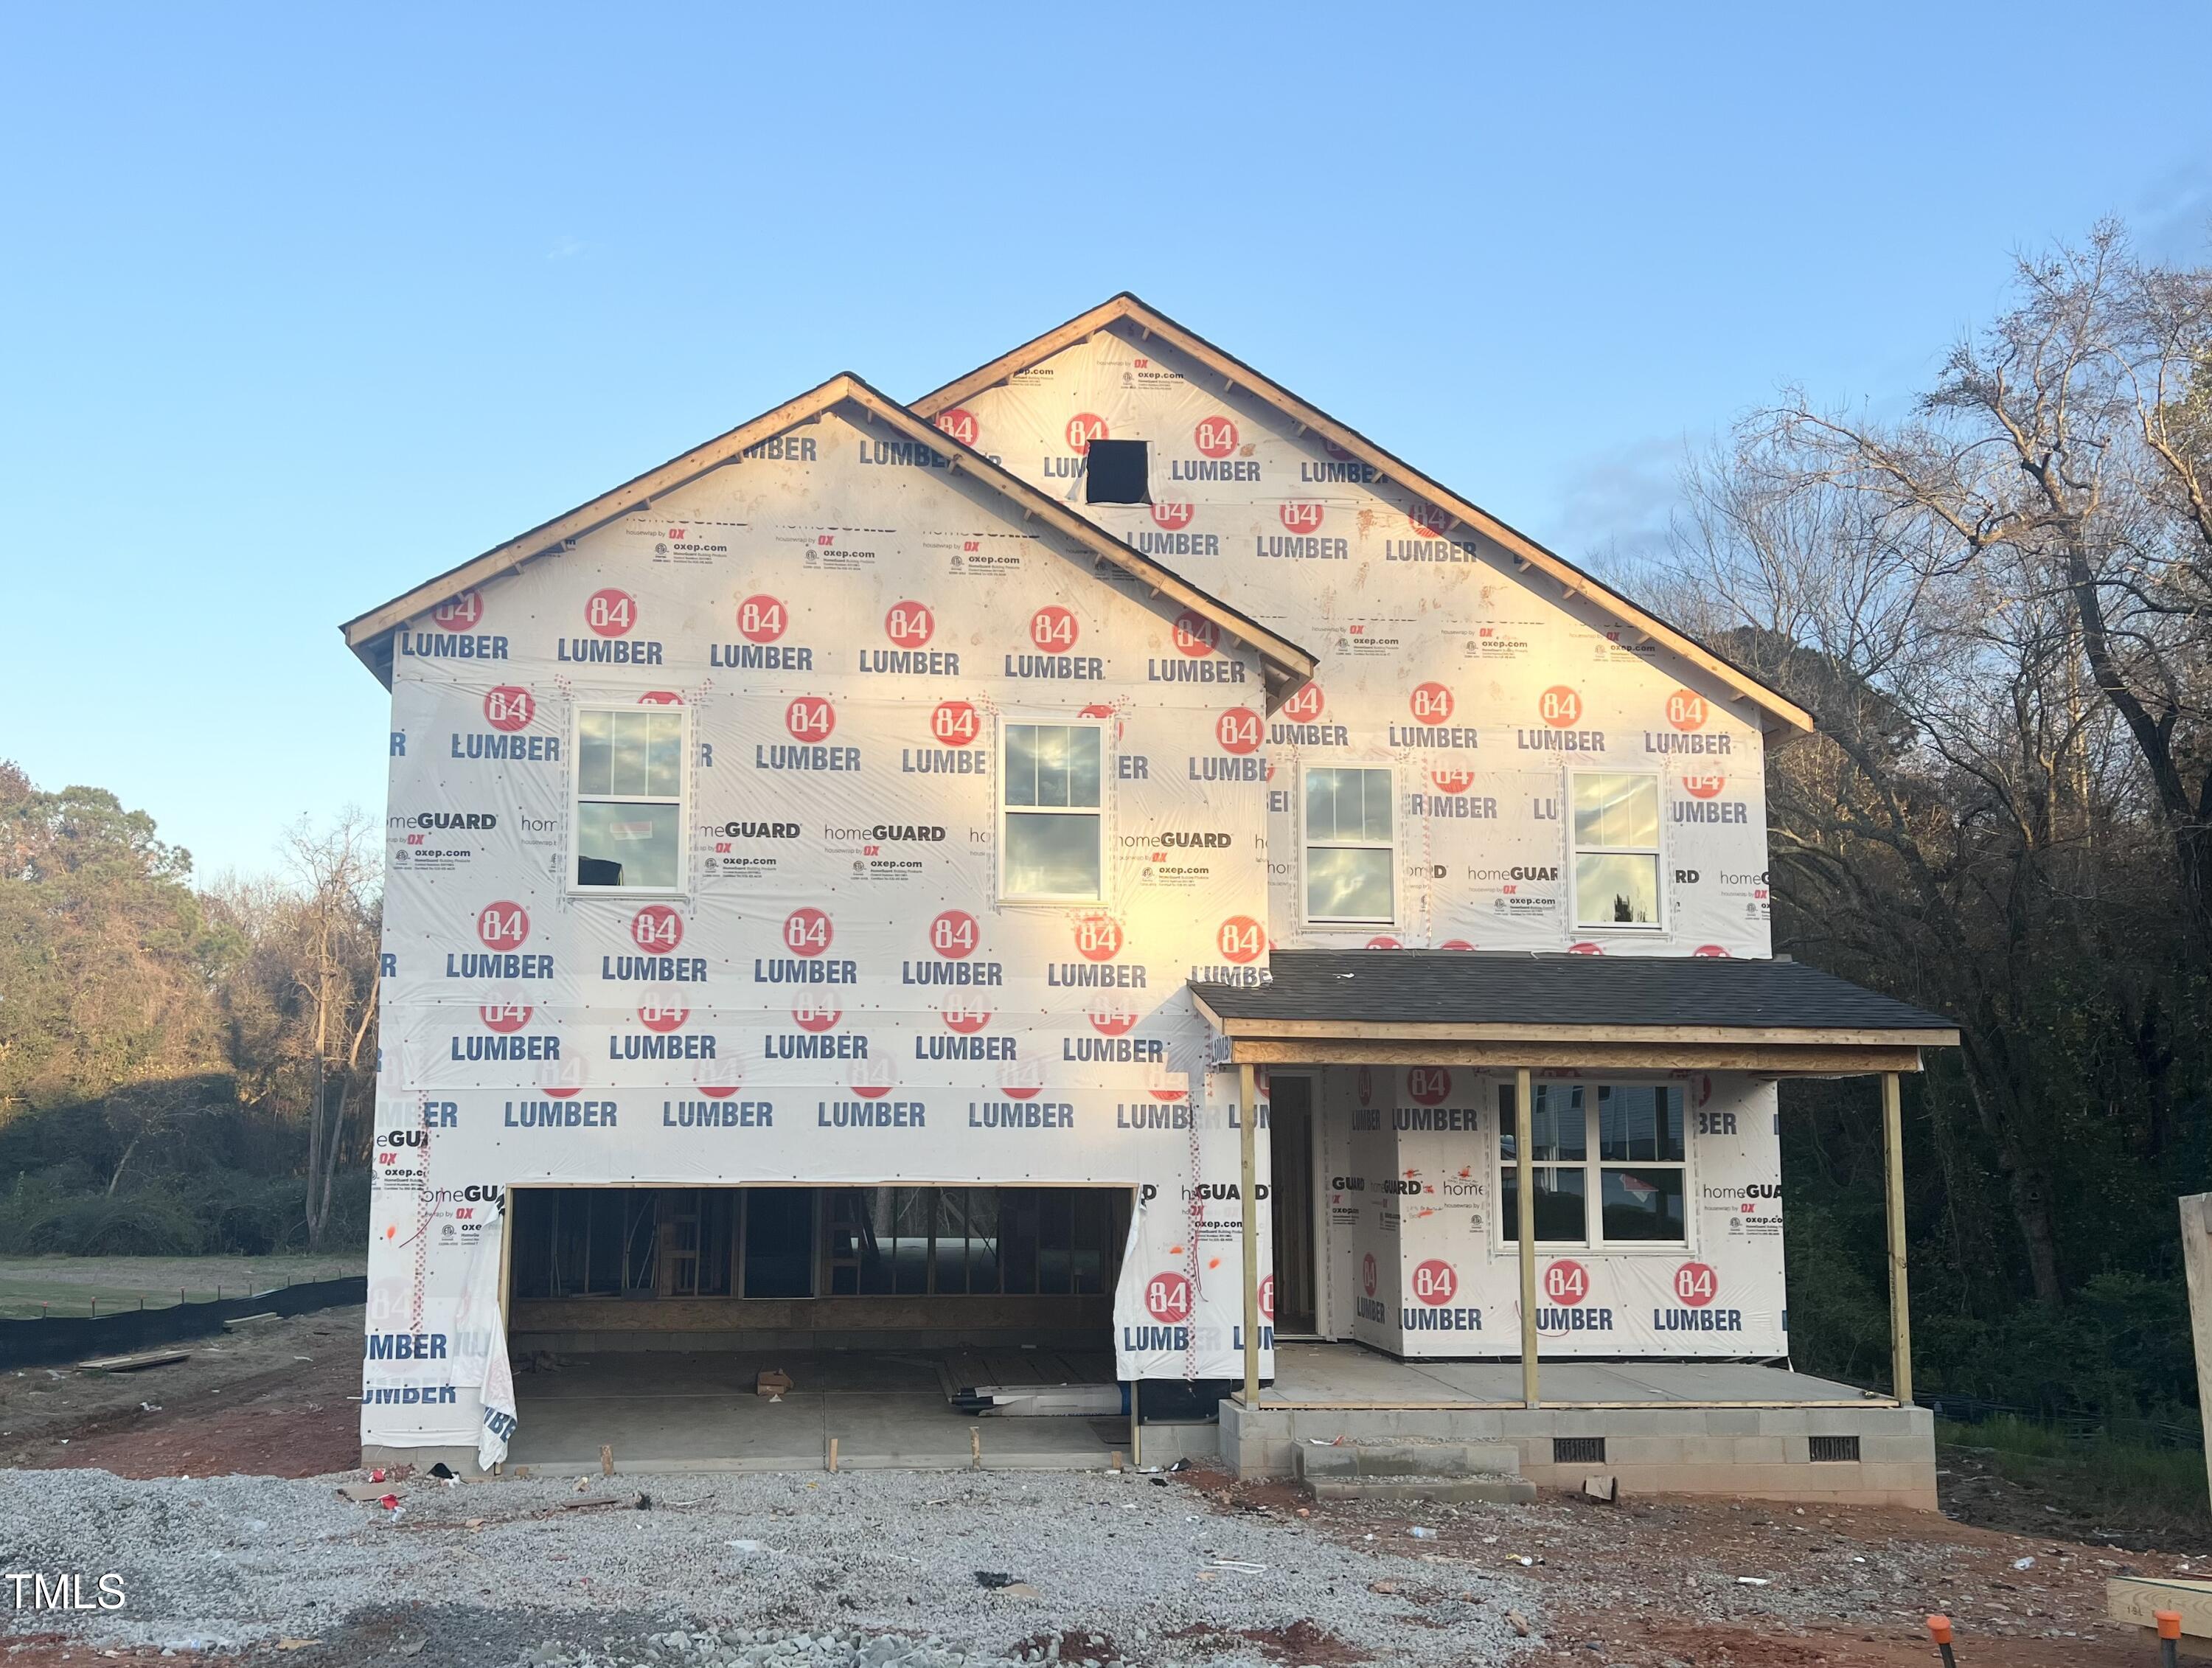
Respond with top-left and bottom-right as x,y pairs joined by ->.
506,1349 -> 1122,1474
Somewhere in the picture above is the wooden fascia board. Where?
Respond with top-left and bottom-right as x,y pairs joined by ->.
1226,1038 -> 1927,1074
1200,1015 -> 1959,1049
338,366 -> 1316,702
340,374 -> 860,656
914,296 -> 1813,740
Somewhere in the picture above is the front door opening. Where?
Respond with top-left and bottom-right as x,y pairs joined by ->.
1270,1074 -> 1318,1334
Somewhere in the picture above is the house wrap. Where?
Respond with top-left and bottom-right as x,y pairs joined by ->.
344,299 -> 1832,1469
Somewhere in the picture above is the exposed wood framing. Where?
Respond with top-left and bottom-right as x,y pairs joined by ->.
1239,1063 -> 1260,1408
1514,1064 -> 1537,1408
1222,1039 -> 1928,1074
1882,1071 -> 1913,1406
1237,1397 -> 1901,1412
1191,1005 -> 1958,1049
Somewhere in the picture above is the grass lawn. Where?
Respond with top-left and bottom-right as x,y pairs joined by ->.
0,1253 -> 365,1318
1938,1412 -> 2211,1544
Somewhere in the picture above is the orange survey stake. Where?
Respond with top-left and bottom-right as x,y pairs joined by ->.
1925,1615 -> 1956,1668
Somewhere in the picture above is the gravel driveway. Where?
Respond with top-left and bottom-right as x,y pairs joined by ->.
0,1466 -> 1540,1667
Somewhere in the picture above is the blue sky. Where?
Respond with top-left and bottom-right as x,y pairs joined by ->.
4,4 -> 2208,883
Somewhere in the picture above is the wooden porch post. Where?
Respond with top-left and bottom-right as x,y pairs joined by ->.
1881,1071 -> 1913,1407
1515,1064 -> 1538,1409
1239,1063 -> 1261,1408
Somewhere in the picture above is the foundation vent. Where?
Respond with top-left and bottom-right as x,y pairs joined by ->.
1808,1434 -> 1862,1463
1551,1436 -> 1606,1465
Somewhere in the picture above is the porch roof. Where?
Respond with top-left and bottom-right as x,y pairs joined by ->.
1189,951 -> 1958,1075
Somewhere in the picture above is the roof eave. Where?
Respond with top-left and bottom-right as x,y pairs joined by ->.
337,369 -> 1318,699
914,295 -> 1813,742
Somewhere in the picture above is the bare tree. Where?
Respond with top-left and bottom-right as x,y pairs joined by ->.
209,813 -> 382,1249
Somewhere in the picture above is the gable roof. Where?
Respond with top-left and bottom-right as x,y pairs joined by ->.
914,294 -> 1813,740
338,371 -> 1317,703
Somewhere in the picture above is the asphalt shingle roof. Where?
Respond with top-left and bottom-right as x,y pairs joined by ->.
1189,951 -> 1955,1033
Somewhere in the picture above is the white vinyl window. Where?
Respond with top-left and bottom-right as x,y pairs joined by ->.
1571,772 -> 1660,928
1498,1081 -> 1687,1246
571,705 -> 687,892
1304,766 -> 1394,924
1000,720 -> 1105,901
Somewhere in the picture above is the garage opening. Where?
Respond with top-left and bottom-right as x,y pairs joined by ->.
501,1185 -> 1133,1470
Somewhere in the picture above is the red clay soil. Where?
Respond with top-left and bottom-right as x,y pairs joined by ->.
3,1307 -> 362,1479
1174,1463 -> 2191,1668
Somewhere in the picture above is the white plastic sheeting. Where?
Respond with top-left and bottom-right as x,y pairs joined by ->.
366,404 -> 1282,1454
362,325 -> 1799,1457
943,324 -> 1774,956
1315,1066 -> 1786,1358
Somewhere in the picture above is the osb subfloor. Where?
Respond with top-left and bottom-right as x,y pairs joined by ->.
1267,1341 -> 1869,1404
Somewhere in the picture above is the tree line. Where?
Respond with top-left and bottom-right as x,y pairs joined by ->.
1646,223 -> 2211,1429
0,763 -> 378,1255
1,223 -> 2203,1430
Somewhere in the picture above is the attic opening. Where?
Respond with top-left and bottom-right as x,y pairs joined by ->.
1082,439 -> 1150,505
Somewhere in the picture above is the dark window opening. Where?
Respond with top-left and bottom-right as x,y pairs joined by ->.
1083,439 -> 1150,504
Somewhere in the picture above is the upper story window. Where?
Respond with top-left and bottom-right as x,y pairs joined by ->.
573,705 -> 686,891
1001,720 -> 1105,901
1304,765 -> 1394,924
1499,1082 -> 1686,1246
1571,772 -> 1660,927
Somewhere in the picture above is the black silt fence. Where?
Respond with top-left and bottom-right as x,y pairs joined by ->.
0,1276 -> 367,1369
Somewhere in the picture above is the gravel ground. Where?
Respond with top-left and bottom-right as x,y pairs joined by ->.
0,1467 -> 1541,1667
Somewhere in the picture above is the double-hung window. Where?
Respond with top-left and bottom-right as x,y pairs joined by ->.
1304,766 -> 1394,924
1571,772 -> 1660,928
1499,1082 -> 1687,1245
1001,720 -> 1105,901
573,706 -> 686,891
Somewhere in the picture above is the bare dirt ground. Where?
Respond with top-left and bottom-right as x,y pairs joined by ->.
0,1305 -> 361,1477
1169,1461 -> 2205,1668
5,1331 -> 2205,1668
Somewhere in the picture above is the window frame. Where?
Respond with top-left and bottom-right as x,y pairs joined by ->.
1299,762 -> 1399,929
1495,1080 -> 1693,1253
995,712 -> 1110,906
567,701 -> 692,898
1568,769 -> 1665,932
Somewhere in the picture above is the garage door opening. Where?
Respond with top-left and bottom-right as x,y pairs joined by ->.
500,1184 -> 1133,1471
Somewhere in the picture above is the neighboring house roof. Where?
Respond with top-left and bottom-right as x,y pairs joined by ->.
338,372 -> 1318,703
914,293 -> 1814,740
1190,950 -> 1956,1039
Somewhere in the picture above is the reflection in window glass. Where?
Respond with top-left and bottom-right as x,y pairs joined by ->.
576,707 -> 685,889
1575,852 -> 1659,925
1599,1167 -> 1685,1240
1572,774 -> 1658,848
1597,1085 -> 1683,1161
1306,847 -> 1392,922
576,801 -> 681,890
1001,723 -> 1103,900
1006,813 -> 1102,897
1499,1081 -> 1686,1245
1304,767 -> 1394,922
1571,772 -> 1660,928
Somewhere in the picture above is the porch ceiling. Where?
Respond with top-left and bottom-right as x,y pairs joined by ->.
1189,950 -> 1958,1076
